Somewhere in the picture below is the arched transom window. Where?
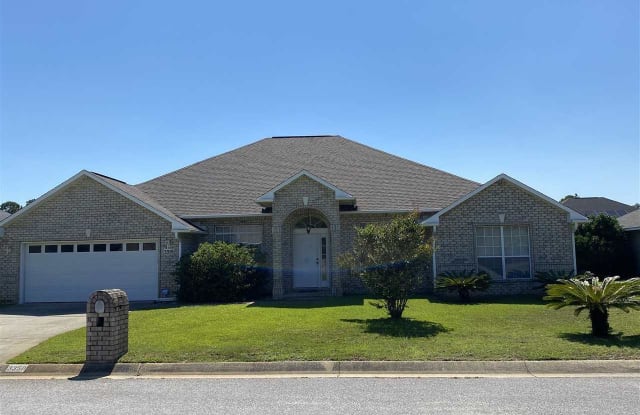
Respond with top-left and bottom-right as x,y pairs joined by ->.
294,216 -> 327,229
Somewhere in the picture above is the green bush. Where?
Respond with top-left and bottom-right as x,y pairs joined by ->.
175,241 -> 269,303
436,270 -> 491,302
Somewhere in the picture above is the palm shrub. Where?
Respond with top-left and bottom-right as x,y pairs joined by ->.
544,272 -> 640,337
436,270 -> 491,302
534,270 -> 575,290
339,213 -> 431,319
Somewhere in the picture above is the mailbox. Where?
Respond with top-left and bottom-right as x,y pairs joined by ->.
86,289 -> 129,363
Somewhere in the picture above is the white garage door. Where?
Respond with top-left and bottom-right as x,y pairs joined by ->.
24,240 -> 159,303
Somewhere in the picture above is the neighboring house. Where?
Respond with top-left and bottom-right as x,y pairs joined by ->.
560,196 -> 637,218
0,135 -> 586,304
617,209 -> 640,275
0,211 -> 10,221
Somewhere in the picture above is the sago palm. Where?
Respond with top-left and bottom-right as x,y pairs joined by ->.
544,274 -> 640,337
436,270 -> 491,302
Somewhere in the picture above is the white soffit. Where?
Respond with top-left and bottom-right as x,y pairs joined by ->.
421,173 -> 588,226
256,169 -> 355,205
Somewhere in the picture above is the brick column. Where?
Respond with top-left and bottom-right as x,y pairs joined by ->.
272,225 -> 284,299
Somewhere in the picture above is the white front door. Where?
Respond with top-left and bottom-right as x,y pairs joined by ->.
293,230 -> 329,289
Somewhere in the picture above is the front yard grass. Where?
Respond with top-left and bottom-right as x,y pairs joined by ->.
10,296 -> 640,363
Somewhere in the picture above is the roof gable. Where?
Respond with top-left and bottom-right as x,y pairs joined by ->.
256,170 -> 355,206
0,170 -> 201,233
422,174 -> 588,226
618,209 -> 640,231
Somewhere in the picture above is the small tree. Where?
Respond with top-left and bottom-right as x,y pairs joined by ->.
0,201 -> 21,214
544,273 -> 640,337
575,214 -> 632,277
339,213 -> 431,319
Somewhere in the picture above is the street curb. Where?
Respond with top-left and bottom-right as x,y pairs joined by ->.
1,360 -> 639,378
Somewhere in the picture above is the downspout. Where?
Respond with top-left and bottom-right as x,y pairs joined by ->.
174,231 -> 182,259
571,222 -> 577,275
432,225 -> 437,290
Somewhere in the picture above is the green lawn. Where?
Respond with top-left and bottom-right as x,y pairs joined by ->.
10,296 -> 640,363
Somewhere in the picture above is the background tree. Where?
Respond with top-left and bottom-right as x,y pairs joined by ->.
339,213 -> 431,319
25,199 -> 36,206
575,214 -> 633,277
0,201 -> 22,214
559,193 -> 579,203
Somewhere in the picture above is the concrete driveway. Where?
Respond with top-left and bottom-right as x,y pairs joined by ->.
0,303 -> 86,363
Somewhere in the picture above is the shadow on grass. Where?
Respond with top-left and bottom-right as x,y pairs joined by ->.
341,318 -> 449,338
558,332 -> 640,348
248,296 -> 365,309
425,294 -> 544,306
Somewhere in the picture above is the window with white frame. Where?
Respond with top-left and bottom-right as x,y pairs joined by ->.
476,225 -> 531,279
214,224 -> 262,245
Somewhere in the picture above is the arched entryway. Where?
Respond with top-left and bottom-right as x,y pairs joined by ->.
292,215 -> 330,289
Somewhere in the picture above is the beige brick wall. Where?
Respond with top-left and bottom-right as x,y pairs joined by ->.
0,176 -> 179,304
271,175 -> 342,297
433,178 -> 575,295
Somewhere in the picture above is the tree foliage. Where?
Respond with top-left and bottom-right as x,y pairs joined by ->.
574,214 -> 632,277
339,213 -> 431,319
175,241 -> 269,303
0,201 -> 21,214
544,272 -> 640,337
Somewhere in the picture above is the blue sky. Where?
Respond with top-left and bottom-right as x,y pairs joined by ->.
1,1 -> 638,206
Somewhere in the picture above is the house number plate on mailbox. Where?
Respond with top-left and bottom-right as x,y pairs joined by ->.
5,364 -> 28,373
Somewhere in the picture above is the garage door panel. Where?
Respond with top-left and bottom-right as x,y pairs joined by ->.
24,241 -> 159,303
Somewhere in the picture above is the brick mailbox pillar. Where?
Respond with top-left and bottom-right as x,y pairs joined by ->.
86,289 -> 129,363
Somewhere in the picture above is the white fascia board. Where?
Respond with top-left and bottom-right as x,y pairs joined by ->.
0,170 -> 199,233
181,213 -> 272,219
256,170 -> 355,204
86,172 -> 198,232
0,170 -> 90,227
420,173 -> 588,226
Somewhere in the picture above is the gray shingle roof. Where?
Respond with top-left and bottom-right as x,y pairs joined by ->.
136,135 -> 480,216
618,209 -> 640,231
0,210 -> 10,221
92,172 -> 201,232
560,197 -> 636,218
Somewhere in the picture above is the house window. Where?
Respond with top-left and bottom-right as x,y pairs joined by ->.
476,225 -> 531,279
214,225 -> 262,245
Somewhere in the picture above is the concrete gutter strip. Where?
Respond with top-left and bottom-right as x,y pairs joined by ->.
1,360 -> 639,378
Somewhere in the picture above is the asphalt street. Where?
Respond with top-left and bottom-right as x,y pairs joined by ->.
1,377 -> 638,414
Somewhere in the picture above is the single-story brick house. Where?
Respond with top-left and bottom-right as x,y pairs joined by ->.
0,135 -> 586,304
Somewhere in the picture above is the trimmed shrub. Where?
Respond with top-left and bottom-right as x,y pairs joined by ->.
175,241 -> 269,303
